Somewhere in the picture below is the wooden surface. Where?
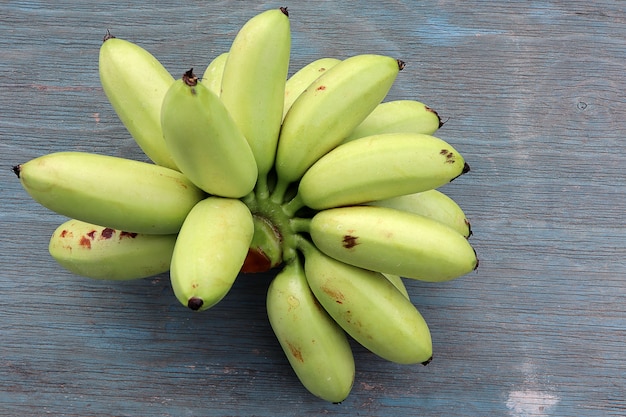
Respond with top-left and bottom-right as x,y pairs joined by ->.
1,1 -> 625,416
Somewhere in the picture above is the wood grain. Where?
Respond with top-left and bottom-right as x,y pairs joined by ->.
1,1 -> 625,416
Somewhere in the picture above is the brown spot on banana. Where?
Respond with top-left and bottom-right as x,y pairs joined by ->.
287,341 -> 303,363
78,236 -> 91,249
322,284 -> 345,304
342,235 -> 359,249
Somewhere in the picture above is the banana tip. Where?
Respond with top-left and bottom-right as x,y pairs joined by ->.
12,165 -> 21,178
187,297 -> 204,311
421,355 -> 433,366
183,69 -> 198,87
465,219 -> 473,238
473,249 -> 479,271
425,105 -> 444,128
102,29 -> 115,43
279,6 -> 289,17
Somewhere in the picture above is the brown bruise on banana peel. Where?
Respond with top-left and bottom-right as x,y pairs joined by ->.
439,148 -> 457,164
286,341 -> 304,363
321,282 -> 345,305
342,235 -> 358,249
79,236 -> 91,249
61,227 -> 139,251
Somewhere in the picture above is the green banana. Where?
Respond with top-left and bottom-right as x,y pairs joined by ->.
161,69 -> 258,198
308,205 -> 478,282
170,197 -> 254,311
342,99 -> 442,143
200,52 -> 228,95
13,152 -> 205,234
368,189 -> 472,238
299,240 -> 432,365
382,273 -> 410,300
49,219 -> 176,280
295,132 -> 470,210
273,54 -> 404,201
220,7 -> 291,197
283,57 -> 341,120
267,257 -> 355,403
99,33 -> 178,170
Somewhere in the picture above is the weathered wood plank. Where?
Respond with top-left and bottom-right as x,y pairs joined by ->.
1,1 -> 625,416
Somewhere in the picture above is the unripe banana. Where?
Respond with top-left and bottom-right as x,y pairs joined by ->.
161,70 -> 258,198
170,197 -> 254,311
200,52 -> 228,95
368,189 -> 472,238
267,257 -> 355,403
308,206 -> 478,282
99,33 -> 178,170
273,54 -> 403,200
49,219 -> 176,280
220,8 -> 291,196
382,273 -> 410,300
296,132 -> 470,210
299,240 -> 432,365
13,152 -> 205,234
342,99 -> 442,143
283,57 -> 341,120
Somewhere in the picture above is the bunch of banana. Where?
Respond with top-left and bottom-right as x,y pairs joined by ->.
13,7 -> 480,403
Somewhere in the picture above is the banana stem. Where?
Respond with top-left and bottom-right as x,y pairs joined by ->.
255,172 -> 270,200
294,233 -> 317,257
241,190 -> 257,208
281,193 -> 305,218
270,177 -> 290,204
289,217 -> 311,234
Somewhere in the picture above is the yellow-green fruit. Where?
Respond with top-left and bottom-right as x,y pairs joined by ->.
49,219 -> 176,280
220,8 -> 291,188
297,132 -> 470,210
201,52 -> 228,95
274,54 -> 403,195
170,197 -> 254,311
343,99 -> 442,143
99,35 -> 177,170
161,72 -> 258,198
13,152 -> 205,234
382,273 -> 410,300
309,206 -> 478,282
267,258 -> 354,403
283,57 -> 341,120
301,243 -> 432,364
368,189 -> 472,238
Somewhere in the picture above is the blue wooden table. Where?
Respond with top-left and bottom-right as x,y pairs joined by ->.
1,1 -> 625,416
